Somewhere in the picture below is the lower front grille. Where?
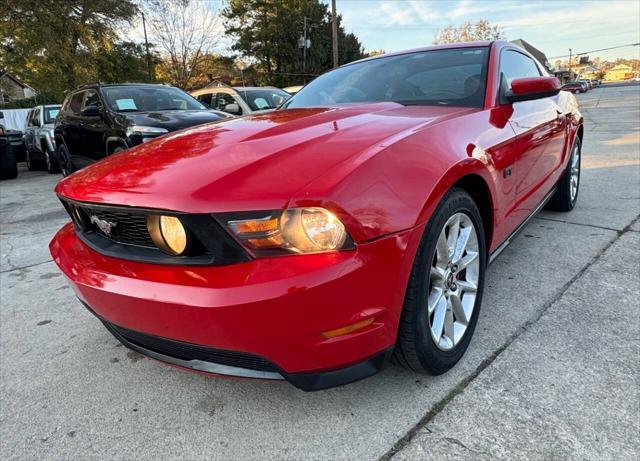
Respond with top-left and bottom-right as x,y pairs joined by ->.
103,321 -> 279,373
77,207 -> 155,247
59,198 -> 251,266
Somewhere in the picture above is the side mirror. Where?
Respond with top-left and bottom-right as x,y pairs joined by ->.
81,105 -> 102,117
223,103 -> 241,115
506,76 -> 561,103
33,118 -> 40,127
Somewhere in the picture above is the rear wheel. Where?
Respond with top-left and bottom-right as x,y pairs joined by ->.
25,149 -> 38,171
394,188 -> 486,375
42,141 -> 60,174
546,137 -> 581,211
57,143 -> 75,177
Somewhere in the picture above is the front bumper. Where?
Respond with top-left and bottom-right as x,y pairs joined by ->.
50,222 -> 420,390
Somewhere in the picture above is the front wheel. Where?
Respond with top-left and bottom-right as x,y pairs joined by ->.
394,188 -> 487,375
25,150 -> 38,171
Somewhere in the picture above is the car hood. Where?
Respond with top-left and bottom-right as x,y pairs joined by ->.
56,103 -> 475,213
116,110 -> 228,131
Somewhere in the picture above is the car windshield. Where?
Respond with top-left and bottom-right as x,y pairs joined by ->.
237,89 -> 291,110
285,47 -> 489,109
43,106 -> 61,124
102,86 -> 207,112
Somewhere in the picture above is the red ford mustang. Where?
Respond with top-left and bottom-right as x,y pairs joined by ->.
50,41 -> 582,391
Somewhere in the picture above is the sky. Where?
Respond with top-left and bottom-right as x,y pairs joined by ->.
330,0 -> 640,61
127,0 -> 640,63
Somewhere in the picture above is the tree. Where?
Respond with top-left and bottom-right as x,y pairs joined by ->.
141,0 -> 223,89
433,20 -> 504,45
223,0 -> 366,87
0,0 -> 142,101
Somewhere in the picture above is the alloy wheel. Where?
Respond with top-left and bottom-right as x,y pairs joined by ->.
570,143 -> 580,202
428,212 -> 480,351
45,151 -> 51,172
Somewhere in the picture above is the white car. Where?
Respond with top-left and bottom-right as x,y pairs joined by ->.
191,85 -> 290,116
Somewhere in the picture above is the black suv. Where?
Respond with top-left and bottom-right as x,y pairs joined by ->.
55,83 -> 231,176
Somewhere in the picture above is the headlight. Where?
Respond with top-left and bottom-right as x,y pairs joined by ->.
147,215 -> 188,255
224,207 -> 353,256
126,125 -> 169,137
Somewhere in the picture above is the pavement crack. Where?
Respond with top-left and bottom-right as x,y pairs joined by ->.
535,215 -> 639,233
379,217 -> 638,461
0,259 -> 54,274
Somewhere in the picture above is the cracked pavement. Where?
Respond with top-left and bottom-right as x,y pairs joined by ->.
1,82 -> 639,460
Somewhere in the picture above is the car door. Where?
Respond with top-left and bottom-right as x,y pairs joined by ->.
23,109 -> 35,152
76,89 -> 107,162
61,91 -> 86,158
498,49 -> 567,223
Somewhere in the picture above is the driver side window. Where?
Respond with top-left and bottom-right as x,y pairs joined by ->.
500,50 -> 541,86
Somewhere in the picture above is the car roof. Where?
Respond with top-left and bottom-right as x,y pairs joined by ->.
232,86 -> 282,91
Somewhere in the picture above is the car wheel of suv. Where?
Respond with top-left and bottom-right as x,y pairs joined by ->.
546,137 -> 581,211
58,144 -> 74,177
25,150 -> 38,171
393,187 -> 486,375
42,143 -> 60,174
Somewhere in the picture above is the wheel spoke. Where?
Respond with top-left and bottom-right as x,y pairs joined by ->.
458,279 -> 477,292
430,266 -> 445,282
431,296 -> 447,341
450,292 -> 467,324
457,251 -> 478,271
444,307 -> 455,344
436,231 -> 449,264
446,216 -> 460,258
452,226 -> 472,264
428,287 -> 444,314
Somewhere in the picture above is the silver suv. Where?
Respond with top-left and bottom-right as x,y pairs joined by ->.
191,84 -> 290,116
23,104 -> 61,173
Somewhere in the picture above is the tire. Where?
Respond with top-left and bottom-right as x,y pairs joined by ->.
42,142 -> 60,174
25,149 -> 39,171
394,187 -> 487,375
57,143 -> 75,177
546,137 -> 581,212
0,141 -> 18,180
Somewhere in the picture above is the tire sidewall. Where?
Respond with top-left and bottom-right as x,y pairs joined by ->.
412,189 -> 487,372
568,137 -> 581,209
58,144 -> 73,177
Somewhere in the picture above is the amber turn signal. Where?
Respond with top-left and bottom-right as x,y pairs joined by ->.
321,318 -> 374,339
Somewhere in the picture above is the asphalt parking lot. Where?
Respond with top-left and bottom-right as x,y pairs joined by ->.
1,82 -> 639,460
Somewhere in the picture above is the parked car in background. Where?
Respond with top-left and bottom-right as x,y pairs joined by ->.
562,82 -> 585,94
51,41 -> 583,390
23,104 -> 62,173
55,83 -> 231,176
0,110 -> 26,162
0,111 -> 18,180
579,79 -> 593,90
282,85 -> 303,95
191,84 -> 290,116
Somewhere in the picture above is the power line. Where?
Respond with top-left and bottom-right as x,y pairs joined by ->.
548,42 -> 640,59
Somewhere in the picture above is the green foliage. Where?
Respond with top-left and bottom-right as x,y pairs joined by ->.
0,0 -> 152,102
223,0 -> 366,87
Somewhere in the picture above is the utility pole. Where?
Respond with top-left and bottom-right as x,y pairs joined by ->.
141,11 -> 153,82
299,17 -> 311,84
303,16 -> 308,76
331,0 -> 338,68
568,48 -> 572,80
